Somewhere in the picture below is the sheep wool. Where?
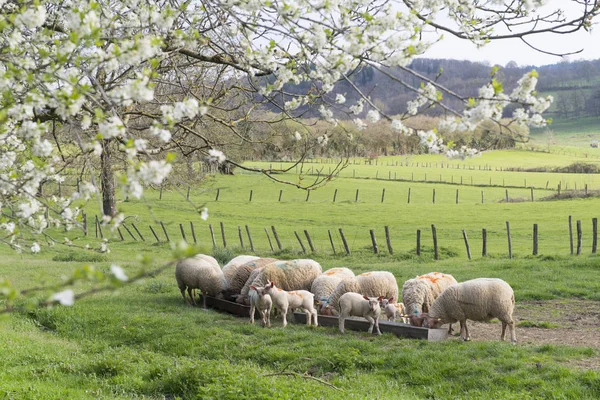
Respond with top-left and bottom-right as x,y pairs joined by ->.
175,254 -> 226,305
401,272 -> 458,315
222,255 -> 260,289
428,278 -> 516,343
250,259 -> 323,292
237,267 -> 265,304
311,267 -> 356,303
328,271 -> 399,312
228,258 -> 278,296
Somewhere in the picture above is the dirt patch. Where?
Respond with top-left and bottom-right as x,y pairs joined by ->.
444,299 -> 600,370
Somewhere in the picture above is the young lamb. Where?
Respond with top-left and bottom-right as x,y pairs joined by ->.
379,297 -> 408,323
175,254 -> 225,305
248,285 -> 272,327
325,271 -> 399,314
310,267 -> 355,315
338,292 -> 384,335
262,281 -> 318,328
422,278 -> 517,343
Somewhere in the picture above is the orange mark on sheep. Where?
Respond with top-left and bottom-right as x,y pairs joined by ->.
325,270 -> 338,276
360,272 -> 373,276
418,275 -> 441,284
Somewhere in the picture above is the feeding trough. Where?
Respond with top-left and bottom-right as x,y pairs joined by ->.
198,295 -> 447,342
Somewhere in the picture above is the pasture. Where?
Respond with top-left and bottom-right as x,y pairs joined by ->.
0,149 -> 599,399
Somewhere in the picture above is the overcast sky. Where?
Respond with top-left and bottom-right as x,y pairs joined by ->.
424,1 -> 600,67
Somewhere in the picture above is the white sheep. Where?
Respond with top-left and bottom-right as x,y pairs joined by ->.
379,298 -> 408,323
175,254 -> 225,305
422,278 -> 517,343
222,255 -> 260,289
262,281 -> 318,328
338,292 -> 384,335
326,271 -> 399,314
248,285 -> 272,327
310,267 -> 355,315
236,267 -> 265,305
226,258 -> 277,300
241,259 -> 322,305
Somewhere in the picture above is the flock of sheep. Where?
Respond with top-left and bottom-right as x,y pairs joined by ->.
175,254 -> 517,343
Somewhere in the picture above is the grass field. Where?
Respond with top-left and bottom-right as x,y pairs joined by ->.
1,148 -> 599,399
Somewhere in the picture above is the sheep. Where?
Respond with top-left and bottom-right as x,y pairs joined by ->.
222,255 -> 260,289
242,259 -> 322,305
248,285 -> 272,327
326,271 -> 399,314
236,267 -> 265,305
421,278 -> 517,343
262,281 -> 318,328
225,257 -> 277,300
402,272 -> 458,316
175,254 -> 225,305
379,298 -> 408,323
338,292 -> 384,335
310,267 -> 355,315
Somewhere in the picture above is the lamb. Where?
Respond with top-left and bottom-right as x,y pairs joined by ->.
175,254 -> 225,305
248,285 -> 272,327
226,258 -> 277,300
338,292 -> 384,335
402,272 -> 458,316
325,271 -> 399,314
222,255 -> 260,289
379,298 -> 408,323
236,267 -> 265,305
422,278 -> 517,343
310,267 -> 355,315
240,259 -> 322,305
262,281 -> 318,328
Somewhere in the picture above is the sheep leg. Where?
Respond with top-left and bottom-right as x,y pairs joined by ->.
338,314 -> 346,334
281,306 -> 288,328
303,308 -> 311,326
366,316 -> 375,334
180,288 -> 188,305
447,324 -> 454,335
461,320 -> 471,341
501,321 -> 507,341
187,287 -> 197,306
312,311 -> 318,327
374,317 -> 381,335
507,319 -> 517,344
249,303 -> 256,324
265,303 -> 272,327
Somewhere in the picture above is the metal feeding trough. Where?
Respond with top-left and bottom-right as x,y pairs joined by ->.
198,295 -> 447,342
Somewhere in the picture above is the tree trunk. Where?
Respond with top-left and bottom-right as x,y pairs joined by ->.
101,140 -> 117,217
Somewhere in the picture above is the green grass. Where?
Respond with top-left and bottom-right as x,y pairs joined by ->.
1,148 -> 600,398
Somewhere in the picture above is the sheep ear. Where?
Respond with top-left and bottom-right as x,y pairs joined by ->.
269,281 -> 274,288
363,295 -> 369,301
389,297 -> 394,302
250,285 -> 256,291
378,296 -> 385,301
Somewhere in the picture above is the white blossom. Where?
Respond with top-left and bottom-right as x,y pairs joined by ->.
294,131 -> 302,141
52,289 -> 75,306
208,149 -> 226,164
31,242 -> 41,253
200,208 -> 209,221
335,94 -> 346,104
366,110 -> 380,123
110,264 -> 129,282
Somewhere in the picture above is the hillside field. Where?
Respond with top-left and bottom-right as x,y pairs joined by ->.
0,149 -> 599,399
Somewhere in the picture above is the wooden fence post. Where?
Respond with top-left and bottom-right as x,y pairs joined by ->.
577,220 -> 582,255
481,190 -> 484,204
355,189 -> 359,202
408,188 -> 411,204
186,186 -> 190,201
209,224 -> 217,247
123,223 -> 137,241
593,218 -> 598,254
416,229 -> 421,256
482,228 -> 487,257
160,221 -> 170,242
306,189 -> 311,202
462,230 -> 471,260
249,190 -> 253,202
533,224 -> 538,255
339,228 -> 351,255
370,229 -> 379,254
506,221 -> 512,259
385,226 -> 393,255
294,231 -> 307,254
159,184 -> 163,200
180,223 -> 187,242
238,226 -> 245,249
215,188 -> 220,201
220,222 -> 226,248
117,227 -> 125,241
456,189 -> 459,204
530,187 -> 534,202
569,215 -> 574,255
328,230 -> 336,254
271,226 -> 282,250
149,225 -> 160,242
505,189 -> 509,203
278,190 -> 283,202
83,212 -> 87,236
431,224 -> 439,260
432,189 -> 436,204
304,230 -> 316,252
246,225 -> 254,252
381,188 -> 386,203
189,221 -> 196,244
264,227 -> 274,251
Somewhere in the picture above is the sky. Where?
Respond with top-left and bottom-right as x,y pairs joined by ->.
424,1 -> 600,67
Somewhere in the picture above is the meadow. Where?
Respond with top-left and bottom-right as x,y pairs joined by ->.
0,149 -> 599,399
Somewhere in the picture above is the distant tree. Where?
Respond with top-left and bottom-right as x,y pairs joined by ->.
505,61 -> 519,69
556,95 -> 572,119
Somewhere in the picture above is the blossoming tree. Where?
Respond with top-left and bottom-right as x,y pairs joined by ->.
0,0 -> 598,306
